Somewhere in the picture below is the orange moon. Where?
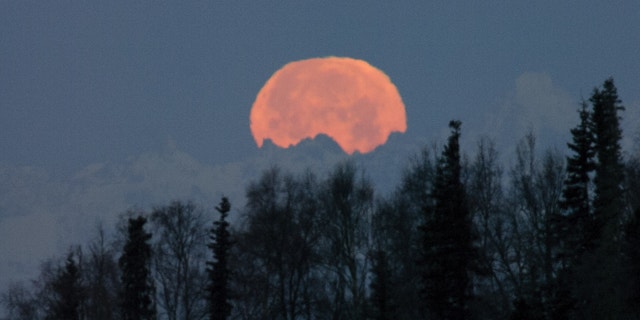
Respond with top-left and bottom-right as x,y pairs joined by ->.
250,57 -> 407,154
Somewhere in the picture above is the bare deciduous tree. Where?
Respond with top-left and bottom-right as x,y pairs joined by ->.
151,201 -> 208,320
319,161 -> 374,320
232,168 -> 325,320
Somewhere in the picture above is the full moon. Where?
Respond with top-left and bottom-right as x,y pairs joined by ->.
250,57 -> 407,154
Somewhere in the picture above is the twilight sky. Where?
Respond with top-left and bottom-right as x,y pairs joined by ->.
1,1 -> 639,292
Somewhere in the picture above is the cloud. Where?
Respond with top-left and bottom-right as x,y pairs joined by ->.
481,72 -> 576,156
513,72 -> 575,132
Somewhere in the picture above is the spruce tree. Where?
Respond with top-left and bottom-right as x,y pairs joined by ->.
119,216 -> 155,320
553,102 -> 596,319
574,78 -> 627,319
590,77 -> 625,243
560,101 -> 595,256
207,197 -> 233,320
419,120 -> 477,320
623,208 -> 640,316
47,252 -> 82,320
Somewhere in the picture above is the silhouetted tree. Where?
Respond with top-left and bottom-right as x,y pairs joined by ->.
233,168 -> 325,320
84,224 -> 120,320
119,216 -> 155,320
207,197 -> 233,320
560,101 -> 596,257
549,101 -> 596,319
468,137 -> 511,318
46,251 -> 83,320
372,147 -> 435,319
575,78 -> 627,320
624,157 -> 640,218
320,161 -> 374,320
623,208 -> 640,317
419,120 -> 478,320
151,201 -> 208,320
2,240 -> 117,320
623,159 -> 640,316
535,150 -> 565,319
1,282 -> 38,320
505,132 -> 566,318
590,77 -> 625,243
368,249 -> 394,320
509,297 -> 543,320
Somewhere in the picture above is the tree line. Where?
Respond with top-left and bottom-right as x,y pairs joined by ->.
2,78 -> 639,319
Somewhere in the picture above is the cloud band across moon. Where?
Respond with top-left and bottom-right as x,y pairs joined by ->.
250,57 -> 407,154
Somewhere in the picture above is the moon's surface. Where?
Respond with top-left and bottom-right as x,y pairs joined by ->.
250,57 -> 407,154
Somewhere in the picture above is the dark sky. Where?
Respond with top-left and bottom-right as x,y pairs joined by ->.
1,1 -> 639,294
